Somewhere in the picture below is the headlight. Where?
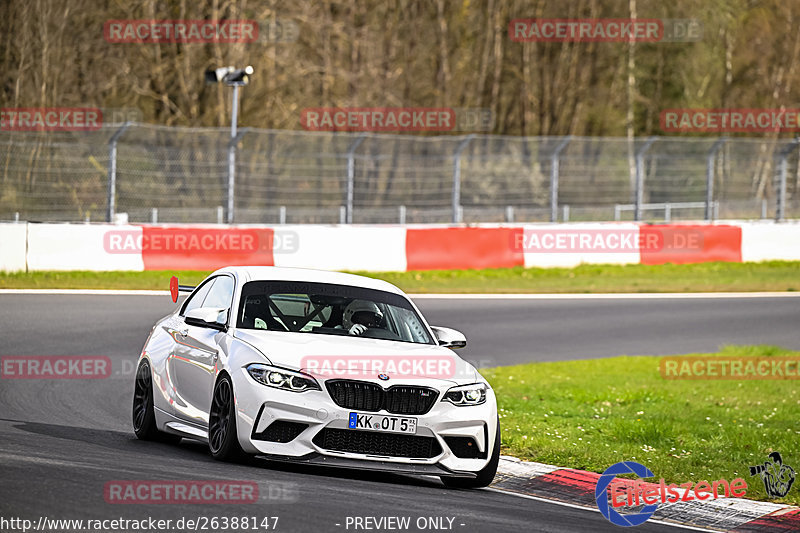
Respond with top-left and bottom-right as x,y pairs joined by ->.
246,364 -> 320,392
442,383 -> 487,406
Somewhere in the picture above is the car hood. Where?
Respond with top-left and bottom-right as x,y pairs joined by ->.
232,329 -> 480,386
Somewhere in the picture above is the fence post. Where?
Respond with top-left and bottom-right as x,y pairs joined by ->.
706,137 -> 727,221
279,206 -> 286,224
345,134 -> 367,224
550,136 -> 572,223
505,205 -> 514,223
452,135 -> 475,223
776,138 -> 800,222
399,205 -> 406,224
151,208 -> 158,223
634,137 -> 658,222
226,85 -> 239,224
106,122 -> 131,222
227,126 -> 249,224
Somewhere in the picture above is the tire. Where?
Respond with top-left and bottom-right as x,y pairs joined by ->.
440,417 -> 500,489
208,374 -> 247,461
132,360 -> 181,444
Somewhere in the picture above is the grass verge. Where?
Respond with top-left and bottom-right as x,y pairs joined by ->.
1,261 -> 799,292
482,345 -> 800,506
355,261 -> 800,293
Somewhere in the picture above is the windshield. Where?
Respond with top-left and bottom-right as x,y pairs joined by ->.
236,281 -> 435,345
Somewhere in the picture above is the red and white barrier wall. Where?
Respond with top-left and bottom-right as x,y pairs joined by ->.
0,223 -> 26,272
1,221 -> 798,272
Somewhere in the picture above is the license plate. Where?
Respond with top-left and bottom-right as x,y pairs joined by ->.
348,412 -> 417,434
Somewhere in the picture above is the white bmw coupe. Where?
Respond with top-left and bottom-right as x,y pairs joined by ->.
132,266 -> 499,488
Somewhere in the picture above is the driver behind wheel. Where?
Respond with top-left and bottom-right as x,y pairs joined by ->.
342,300 -> 383,335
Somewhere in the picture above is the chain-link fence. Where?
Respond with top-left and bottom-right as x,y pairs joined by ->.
1,123 -> 798,224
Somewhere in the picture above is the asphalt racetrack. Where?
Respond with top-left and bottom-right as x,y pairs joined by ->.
2,292 -> 796,532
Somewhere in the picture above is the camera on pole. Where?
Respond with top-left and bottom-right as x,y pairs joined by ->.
203,65 -> 254,224
205,65 -> 253,86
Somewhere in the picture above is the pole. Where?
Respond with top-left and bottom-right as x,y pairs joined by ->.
550,136 -> 572,223
106,122 -> 131,222
705,138 -> 727,220
452,135 -> 475,224
634,137 -> 658,222
778,155 -> 787,222
227,84 -> 239,224
345,134 -> 367,224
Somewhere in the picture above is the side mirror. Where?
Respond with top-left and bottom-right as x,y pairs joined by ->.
430,326 -> 467,349
185,308 -> 228,331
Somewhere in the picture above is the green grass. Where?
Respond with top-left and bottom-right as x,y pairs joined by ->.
1,261 -> 799,292
355,261 -> 800,293
0,270 -> 211,290
482,345 -> 800,506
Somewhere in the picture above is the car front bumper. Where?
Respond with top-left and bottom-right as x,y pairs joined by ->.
232,367 -> 498,476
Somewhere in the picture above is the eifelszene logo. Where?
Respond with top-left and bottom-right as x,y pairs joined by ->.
595,462 -> 658,527
596,461 -> 748,527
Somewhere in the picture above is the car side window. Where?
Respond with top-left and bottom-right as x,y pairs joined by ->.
202,276 -> 234,313
181,279 -> 215,316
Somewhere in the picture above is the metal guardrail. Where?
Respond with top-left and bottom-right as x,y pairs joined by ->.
1,125 -> 798,223
614,202 -> 719,222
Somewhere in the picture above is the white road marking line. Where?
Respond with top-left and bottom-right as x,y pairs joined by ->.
0,289 -> 169,295
1,289 -> 798,299
410,292 -> 800,299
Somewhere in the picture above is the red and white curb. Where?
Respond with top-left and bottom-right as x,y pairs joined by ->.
492,456 -> 800,531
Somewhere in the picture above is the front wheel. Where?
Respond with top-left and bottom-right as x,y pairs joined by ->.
208,374 -> 247,461
440,417 -> 500,489
132,360 -> 181,444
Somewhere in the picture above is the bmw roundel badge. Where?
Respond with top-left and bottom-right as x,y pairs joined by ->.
378,373 -> 390,381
